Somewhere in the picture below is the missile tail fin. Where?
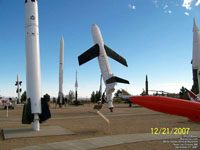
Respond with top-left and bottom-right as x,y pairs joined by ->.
78,44 -> 99,66
104,44 -> 128,67
106,76 -> 129,84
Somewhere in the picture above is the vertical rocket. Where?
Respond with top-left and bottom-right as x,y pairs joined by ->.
75,70 -> 78,102
78,24 -> 129,112
145,74 -> 148,95
15,74 -> 22,104
58,37 -> 64,107
191,18 -> 200,95
25,0 -> 42,131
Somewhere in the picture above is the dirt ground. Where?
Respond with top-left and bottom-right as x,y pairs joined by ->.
0,103 -> 200,150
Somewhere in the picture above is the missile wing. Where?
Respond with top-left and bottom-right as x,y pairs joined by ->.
78,44 -> 99,66
104,45 -> 128,67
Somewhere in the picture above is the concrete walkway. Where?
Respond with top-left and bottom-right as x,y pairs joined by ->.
3,126 -> 75,140
15,131 -> 200,150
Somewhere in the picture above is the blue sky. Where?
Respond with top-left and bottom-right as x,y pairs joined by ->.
0,0 -> 200,98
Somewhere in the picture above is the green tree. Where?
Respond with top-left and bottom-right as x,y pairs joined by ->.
90,91 -> 96,103
90,91 -> 101,103
21,91 -> 27,103
179,86 -> 188,100
114,89 -> 131,97
68,90 -> 75,102
96,91 -> 101,101
114,89 -> 122,97
52,97 -> 56,103
121,89 -> 131,95
43,93 -> 50,102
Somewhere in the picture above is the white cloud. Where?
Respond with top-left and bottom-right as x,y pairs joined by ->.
184,12 -> 190,15
195,0 -> 200,6
182,0 -> 193,10
132,5 -> 136,10
149,0 -> 198,16
129,4 -> 136,10
153,0 -> 159,8
163,4 -> 168,9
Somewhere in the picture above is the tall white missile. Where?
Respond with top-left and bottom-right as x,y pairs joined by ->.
15,74 -> 22,104
25,0 -> 41,131
78,24 -> 129,112
192,18 -> 200,95
58,37 -> 64,106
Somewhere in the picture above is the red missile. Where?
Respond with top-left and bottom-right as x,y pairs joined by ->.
129,96 -> 200,122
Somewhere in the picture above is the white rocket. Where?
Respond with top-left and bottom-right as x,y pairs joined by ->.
25,0 -> 42,131
192,18 -> 200,96
58,37 -> 64,106
15,74 -> 22,104
78,24 -> 129,112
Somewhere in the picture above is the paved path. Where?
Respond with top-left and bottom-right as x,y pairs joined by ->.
3,126 -> 75,140
15,131 -> 200,150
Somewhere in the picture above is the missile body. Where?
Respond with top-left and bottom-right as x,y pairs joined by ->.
91,25 -> 116,110
58,37 -> 64,106
25,0 -> 41,131
16,74 -> 22,103
192,19 -> 200,95
78,24 -> 129,111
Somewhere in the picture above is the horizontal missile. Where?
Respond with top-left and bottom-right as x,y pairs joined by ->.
130,96 -> 200,122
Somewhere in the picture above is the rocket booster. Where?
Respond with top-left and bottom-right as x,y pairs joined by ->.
25,0 -> 41,114
192,19 -> 200,69
58,37 -> 64,105
78,24 -> 129,111
192,19 -> 200,95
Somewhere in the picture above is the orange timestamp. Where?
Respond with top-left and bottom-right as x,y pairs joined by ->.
151,128 -> 190,135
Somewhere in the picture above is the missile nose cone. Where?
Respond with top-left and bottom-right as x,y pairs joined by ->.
60,36 -> 64,43
91,24 -> 104,44
92,24 -> 98,29
193,18 -> 199,31
91,24 -> 100,33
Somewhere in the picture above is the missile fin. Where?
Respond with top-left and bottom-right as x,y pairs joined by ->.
78,44 -> 99,66
39,97 -> 51,123
106,76 -> 129,84
104,44 -> 128,67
